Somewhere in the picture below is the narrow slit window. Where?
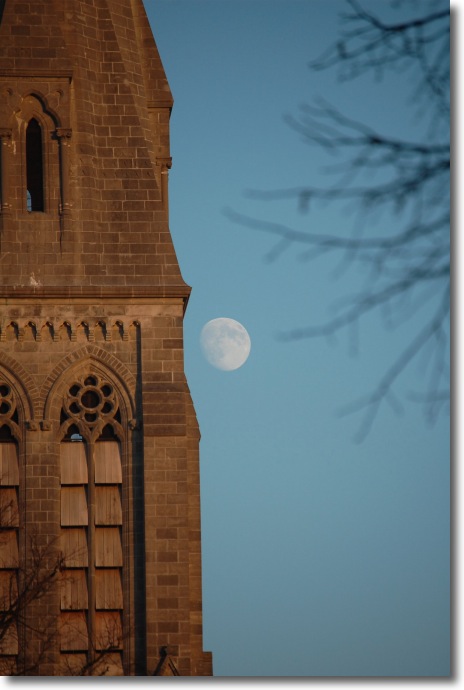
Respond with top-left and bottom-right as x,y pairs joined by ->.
26,118 -> 44,212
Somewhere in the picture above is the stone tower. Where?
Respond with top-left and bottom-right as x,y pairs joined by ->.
0,0 -> 212,676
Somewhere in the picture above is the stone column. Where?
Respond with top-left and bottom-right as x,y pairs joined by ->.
56,128 -> 72,229
157,157 -> 172,215
0,128 -> 12,214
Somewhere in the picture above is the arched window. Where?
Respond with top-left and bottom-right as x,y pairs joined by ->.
59,375 -> 124,674
26,118 -> 44,212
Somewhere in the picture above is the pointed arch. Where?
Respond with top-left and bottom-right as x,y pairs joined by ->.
42,346 -> 136,429
0,353 -> 39,429
13,92 -> 61,214
14,90 -> 59,128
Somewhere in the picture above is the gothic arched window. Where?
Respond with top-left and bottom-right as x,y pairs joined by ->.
59,374 -> 124,674
26,118 -> 44,212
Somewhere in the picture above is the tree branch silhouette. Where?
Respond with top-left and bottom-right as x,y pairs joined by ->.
0,528 -> 64,674
227,0 -> 449,439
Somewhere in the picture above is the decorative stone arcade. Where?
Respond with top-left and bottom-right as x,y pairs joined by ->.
0,0 -> 212,676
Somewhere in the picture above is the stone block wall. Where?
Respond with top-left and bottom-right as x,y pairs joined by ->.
0,0 -> 212,675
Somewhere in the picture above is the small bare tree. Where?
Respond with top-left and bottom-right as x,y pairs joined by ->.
226,0 -> 449,440
0,525 -> 63,675
0,496 -> 124,676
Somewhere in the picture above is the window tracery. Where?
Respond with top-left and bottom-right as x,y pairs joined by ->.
60,375 -> 122,442
0,383 -> 20,440
59,373 -> 124,673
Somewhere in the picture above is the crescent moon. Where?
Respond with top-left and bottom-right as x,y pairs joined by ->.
200,318 -> 251,371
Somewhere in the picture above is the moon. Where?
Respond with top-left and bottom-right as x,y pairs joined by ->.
200,318 -> 251,371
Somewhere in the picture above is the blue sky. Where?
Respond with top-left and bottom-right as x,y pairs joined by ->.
145,0 -> 450,678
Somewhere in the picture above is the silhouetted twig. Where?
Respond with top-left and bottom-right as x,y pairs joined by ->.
228,0 -> 449,440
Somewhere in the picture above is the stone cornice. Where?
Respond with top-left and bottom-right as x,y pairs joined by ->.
0,70 -> 73,79
0,284 -> 191,302
147,98 -> 174,110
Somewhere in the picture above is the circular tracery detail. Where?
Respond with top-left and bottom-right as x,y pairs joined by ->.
62,374 -> 119,434
0,383 -> 17,421
0,382 -> 20,439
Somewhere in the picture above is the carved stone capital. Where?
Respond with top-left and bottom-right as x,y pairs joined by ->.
56,127 -> 72,140
157,156 -> 172,171
0,128 -> 12,140
41,420 -> 53,431
26,420 -> 38,431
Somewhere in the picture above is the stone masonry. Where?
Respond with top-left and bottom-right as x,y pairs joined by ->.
0,0 -> 212,676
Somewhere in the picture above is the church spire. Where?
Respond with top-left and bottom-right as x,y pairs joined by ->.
0,0 -> 184,294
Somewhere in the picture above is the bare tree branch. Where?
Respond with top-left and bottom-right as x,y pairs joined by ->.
338,285 -> 449,442
228,0 -> 449,439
